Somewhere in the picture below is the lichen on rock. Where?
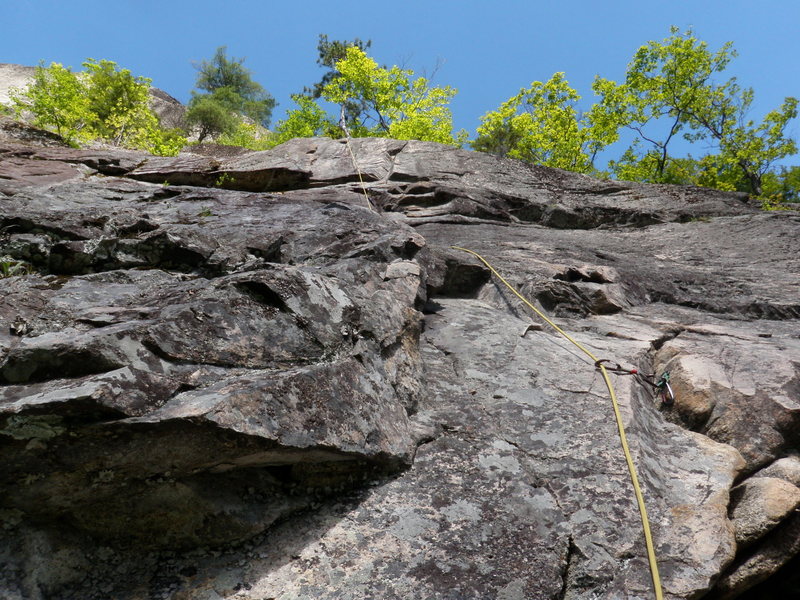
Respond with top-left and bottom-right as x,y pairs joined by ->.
1,134 -> 798,599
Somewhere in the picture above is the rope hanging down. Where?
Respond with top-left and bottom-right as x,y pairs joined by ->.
339,106 -> 375,212
451,246 -> 664,600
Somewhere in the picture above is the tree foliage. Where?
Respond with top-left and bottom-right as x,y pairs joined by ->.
11,59 -> 185,155
269,94 -> 338,146
471,27 -> 797,202
257,46 -> 463,149
305,34 -> 372,98
761,165 -> 800,206
321,46 -> 463,144
472,73 -> 619,172
13,62 -> 86,141
185,90 -> 241,142
190,46 -> 276,127
304,34 -> 373,126
217,121 -> 273,150
593,27 -> 798,196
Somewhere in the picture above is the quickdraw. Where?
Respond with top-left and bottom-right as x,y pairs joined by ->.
652,372 -> 675,406
594,360 -> 675,406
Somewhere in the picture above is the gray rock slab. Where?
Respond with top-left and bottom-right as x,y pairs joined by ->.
1,136 -> 799,599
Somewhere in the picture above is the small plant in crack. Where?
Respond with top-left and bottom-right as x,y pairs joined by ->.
0,256 -> 34,278
214,172 -> 234,187
197,206 -> 215,218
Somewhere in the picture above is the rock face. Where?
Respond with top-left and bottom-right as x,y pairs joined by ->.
1,129 -> 799,600
0,64 -> 36,106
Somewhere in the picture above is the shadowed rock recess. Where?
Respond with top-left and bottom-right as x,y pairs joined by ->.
1,130 -> 799,600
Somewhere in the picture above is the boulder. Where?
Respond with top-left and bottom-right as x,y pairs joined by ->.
652,325 -> 800,474
711,513 -> 800,599
752,454 -> 800,486
1,134 -> 799,600
729,477 -> 800,547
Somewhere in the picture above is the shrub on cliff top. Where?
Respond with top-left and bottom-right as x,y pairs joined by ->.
11,59 -> 185,155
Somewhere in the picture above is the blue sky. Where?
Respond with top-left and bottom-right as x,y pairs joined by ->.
2,0 -> 799,163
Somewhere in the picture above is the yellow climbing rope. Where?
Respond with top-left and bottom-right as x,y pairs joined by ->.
452,246 -> 664,600
344,136 -> 374,211
338,107 -> 374,212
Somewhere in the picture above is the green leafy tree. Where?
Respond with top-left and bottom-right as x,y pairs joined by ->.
472,28 -> 797,203
11,59 -> 184,155
305,34 -> 372,97
220,94 -> 338,151
185,91 -> 241,142
191,46 -> 276,127
472,73 -> 619,172
144,126 -> 187,156
268,94 -> 338,146
260,47 -> 462,148
761,165 -> 800,205
217,121 -> 271,150
11,62 -> 89,143
321,46 -> 463,144
304,34 -> 373,125
698,96 -> 798,196
594,28 -> 798,195
82,59 -> 160,146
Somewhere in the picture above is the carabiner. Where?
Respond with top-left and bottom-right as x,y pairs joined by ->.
655,372 -> 675,405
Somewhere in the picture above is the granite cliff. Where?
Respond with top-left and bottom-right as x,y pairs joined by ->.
1,122 -> 799,599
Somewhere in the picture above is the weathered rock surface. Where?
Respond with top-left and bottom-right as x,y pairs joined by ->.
0,63 -> 36,106
1,133 -> 799,600
752,454 -> 800,486
729,477 -> 800,547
